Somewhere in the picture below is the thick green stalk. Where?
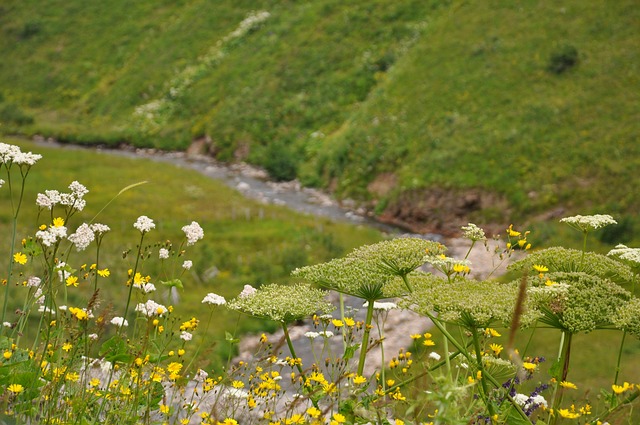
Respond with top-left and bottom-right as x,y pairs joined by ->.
471,326 -> 495,417
357,300 -> 375,377
282,321 -> 305,378
550,331 -> 573,425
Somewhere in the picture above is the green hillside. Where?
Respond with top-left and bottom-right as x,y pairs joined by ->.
1,0 -> 638,236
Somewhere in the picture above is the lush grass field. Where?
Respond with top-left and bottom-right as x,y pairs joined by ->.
1,1 -> 638,231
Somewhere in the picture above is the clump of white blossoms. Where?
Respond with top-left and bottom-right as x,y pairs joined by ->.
133,215 -> 155,233
239,284 -> 257,299
560,214 -> 617,232
68,223 -> 95,251
180,331 -> 193,341
182,260 -> 192,270
182,221 -> 204,246
135,299 -> 168,317
91,223 -> 110,235
202,293 -> 226,305
0,179 -> 4,188
36,181 -> 88,212
133,282 -> 156,294
110,317 -> 128,327
362,301 -> 398,311
159,248 -> 170,259
608,244 -> 640,265
461,223 -> 486,242
0,143 -> 42,166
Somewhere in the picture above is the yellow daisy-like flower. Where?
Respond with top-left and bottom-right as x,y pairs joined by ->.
533,264 -> 549,273
612,382 -> 632,394
410,334 -> 422,340
353,375 -> 367,385
484,328 -> 501,337
52,217 -> 65,227
423,339 -> 436,347
65,276 -> 79,287
39,224 -> 47,231
159,404 -> 170,414
560,381 -> 577,390
332,413 -> 346,423
3,350 -> 12,360
8,383 -> 24,394
344,317 -> 355,327
232,380 -> 245,389
489,343 -> 503,356
558,407 -> 580,419
507,224 -> 521,237
332,319 -> 344,328
306,407 -> 321,418
522,362 -> 537,372
13,252 -> 27,265
62,342 -> 73,352
97,268 -> 110,277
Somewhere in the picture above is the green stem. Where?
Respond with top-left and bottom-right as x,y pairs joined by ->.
119,232 -> 146,336
471,326 -> 495,417
282,321 -> 304,378
613,331 -> 627,386
550,331 -> 573,425
357,300 -> 375,377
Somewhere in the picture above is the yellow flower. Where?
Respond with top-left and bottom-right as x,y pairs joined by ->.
65,372 -> 80,382
353,375 -> 367,385
62,342 -> 73,352
222,419 -> 238,425
167,362 -> 183,375
522,362 -> 537,372
332,319 -> 344,328
232,380 -> 245,389
66,276 -> 79,287
422,339 -> 435,347
306,407 -> 321,418
489,343 -> 503,356
8,383 -> 24,394
484,328 -> 501,337
612,382 -> 632,394
410,334 -> 422,339
533,264 -> 549,273
344,317 -> 355,327
332,413 -> 346,423
52,217 -> 65,227
558,407 -> 580,419
98,268 -> 110,277
560,381 -> 577,390
3,350 -> 12,359
13,252 -> 27,265
178,349 -> 185,356
159,404 -> 170,414
507,224 -> 521,237
39,224 -> 47,230
89,378 -> 101,387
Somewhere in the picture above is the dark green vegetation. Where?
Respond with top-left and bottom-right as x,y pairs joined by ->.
0,138 -> 383,363
0,0 -> 638,236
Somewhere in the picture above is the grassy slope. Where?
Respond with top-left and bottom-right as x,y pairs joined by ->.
0,0 -> 638,235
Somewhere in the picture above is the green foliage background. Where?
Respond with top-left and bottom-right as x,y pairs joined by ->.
0,0 -> 638,228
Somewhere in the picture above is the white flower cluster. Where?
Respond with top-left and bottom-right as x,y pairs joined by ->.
27,276 -> 41,288
135,299 -> 168,317
180,331 -> 193,341
182,221 -> 204,246
182,260 -> 193,270
159,248 -> 170,259
91,223 -> 110,235
35,223 -> 67,247
36,181 -> 88,211
133,282 -> 156,294
0,179 -> 4,188
560,214 -> 617,231
133,215 -> 155,233
513,393 -> 548,410
0,143 -> 42,166
68,223 -> 94,251
239,284 -> 257,298
202,292 -> 226,305
304,331 -> 334,339
362,301 -> 398,311
110,317 -> 128,327
461,223 -> 486,241
55,262 -> 71,282
608,244 -> 640,265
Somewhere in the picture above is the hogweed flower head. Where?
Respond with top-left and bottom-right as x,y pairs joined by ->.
293,256 -> 406,300
347,237 -> 446,278
227,282 -> 334,323
402,273 -> 540,329
462,223 -> 486,242
560,214 -> 617,232
608,244 -> 640,269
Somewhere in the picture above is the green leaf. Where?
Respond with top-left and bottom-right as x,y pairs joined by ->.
225,331 -> 239,344
161,278 -> 183,290
99,335 -> 133,363
22,239 -> 42,257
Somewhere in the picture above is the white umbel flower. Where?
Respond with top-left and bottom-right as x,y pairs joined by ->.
182,221 -> 204,246
133,216 -> 155,233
